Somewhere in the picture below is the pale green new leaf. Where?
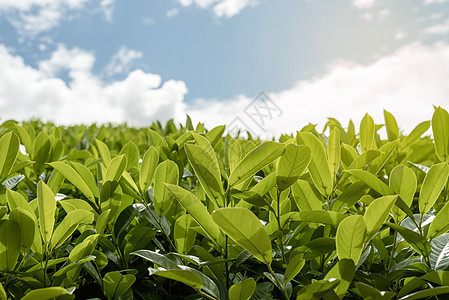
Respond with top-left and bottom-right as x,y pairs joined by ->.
432,107 -> 449,162
328,127 -> 341,181
50,209 -> 94,250
185,142 -> 225,207
229,278 -> 257,300
364,195 -> 397,240
276,144 -> 311,191
336,215 -> 367,263
174,214 -> 197,255
360,113 -> 375,152
154,160 -> 179,216
297,132 -> 333,196
21,287 -> 74,300
384,110 -> 399,141
104,154 -> 128,182
9,208 -> 35,254
103,271 -> 136,300
390,165 -> 417,222
324,259 -> 355,299
212,207 -> 272,265
229,141 -> 285,187
345,169 -> 392,195
0,131 -> 20,180
49,161 -> 95,202
0,220 -> 21,271
419,162 -> 449,216
165,184 -> 222,250
428,202 -> 449,239
139,146 -> 159,192
37,181 -> 56,245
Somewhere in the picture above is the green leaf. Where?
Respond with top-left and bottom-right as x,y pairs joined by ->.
276,144 -> 311,191
96,209 -> 111,236
0,220 -> 21,271
229,141 -> 285,187
185,141 -> 225,207
103,271 -> 136,300
359,113 -> 375,152
291,180 -> 323,211
228,140 -> 242,173
284,251 -> 305,285
324,259 -> 355,299
296,278 -> 340,300
154,160 -> 179,216
119,141 -> 140,169
336,215 -> 367,263
32,131 -> 51,175
290,211 -> 348,226
139,146 -> 159,192
390,165 -> 417,222
9,208 -> 35,254
345,169 -> 392,195
402,121 -> 430,149
297,132 -> 333,196
123,226 -> 156,260
0,131 -> 19,180
37,181 -> 56,245
165,184 -> 223,250
70,161 -> 100,198
364,195 -> 397,240
428,201 -> 449,239
104,154 -> 128,182
432,106 -> 449,162
384,110 -> 399,141
50,209 -> 94,250
95,139 -> 111,166
229,278 -> 257,300
328,127 -> 341,181
174,214 -> 197,255
152,269 -> 203,291
22,287 -> 74,300
418,162 -> 449,216
49,161 -> 95,202
356,282 -> 395,299
0,282 -> 6,300
398,286 -> 449,300
386,222 -> 431,256
212,207 -> 272,265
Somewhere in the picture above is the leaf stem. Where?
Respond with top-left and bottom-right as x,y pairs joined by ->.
267,263 -> 290,300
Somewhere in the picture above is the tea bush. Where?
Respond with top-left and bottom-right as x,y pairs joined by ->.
0,108 -> 449,299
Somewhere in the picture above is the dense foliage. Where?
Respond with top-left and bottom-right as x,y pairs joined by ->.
1,108 -> 449,299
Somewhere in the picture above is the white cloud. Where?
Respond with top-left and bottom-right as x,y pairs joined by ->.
176,0 -> 257,18
1,42 -> 449,137
352,0 -> 376,10
104,47 -> 143,77
100,0 -> 114,21
186,42 -> 449,137
0,0 -> 110,36
424,19 -> 449,34
166,8 -> 179,18
424,0 -> 449,4
395,31 -> 406,40
0,44 -> 187,126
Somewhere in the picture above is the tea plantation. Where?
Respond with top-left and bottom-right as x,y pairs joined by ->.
1,108 -> 449,299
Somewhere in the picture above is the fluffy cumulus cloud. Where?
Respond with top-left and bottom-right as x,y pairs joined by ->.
0,0 -> 113,36
177,0 -> 257,18
104,47 -> 143,77
1,42 -> 449,136
0,44 -> 187,126
186,42 -> 449,137
352,0 -> 376,10
424,18 -> 449,35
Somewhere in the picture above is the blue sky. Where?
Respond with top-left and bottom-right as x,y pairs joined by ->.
0,0 -> 448,136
